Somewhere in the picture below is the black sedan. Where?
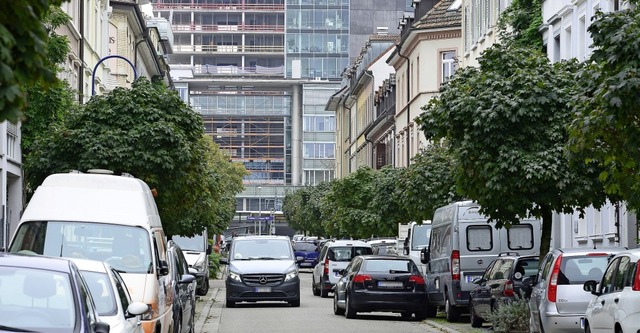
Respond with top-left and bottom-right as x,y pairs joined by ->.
332,255 -> 429,320
468,253 -> 539,328
0,252 -> 110,333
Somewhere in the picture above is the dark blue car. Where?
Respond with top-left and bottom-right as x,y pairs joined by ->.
293,241 -> 320,269
0,252 -> 110,333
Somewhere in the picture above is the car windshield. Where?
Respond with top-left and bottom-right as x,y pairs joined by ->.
328,246 -> 373,262
232,239 -> 293,260
293,242 -> 317,252
559,255 -> 610,285
0,267 -> 75,331
411,225 -> 431,251
10,221 -> 153,274
172,234 -> 205,252
364,259 -> 419,274
80,270 -> 117,316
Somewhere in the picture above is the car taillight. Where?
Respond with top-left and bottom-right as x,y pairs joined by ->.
353,274 -> 372,283
504,280 -> 514,297
633,260 -> 640,291
548,255 -> 562,303
323,257 -> 329,275
451,250 -> 460,281
409,275 -> 425,285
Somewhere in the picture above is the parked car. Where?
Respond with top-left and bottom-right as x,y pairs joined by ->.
468,253 -> 539,328
582,248 -> 640,333
528,247 -> 622,333
172,230 -> 212,296
293,240 -> 320,269
167,241 -> 197,333
72,258 -> 149,333
332,255 -> 429,320
0,252 -> 110,333
220,235 -> 303,307
367,238 -> 399,256
312,239 -> 373,298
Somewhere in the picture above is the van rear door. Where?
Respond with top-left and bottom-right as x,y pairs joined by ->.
459,222 -> 501,292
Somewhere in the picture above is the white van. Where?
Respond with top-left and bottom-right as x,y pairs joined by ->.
421,200 -> 541,322
9,170 -> 173,333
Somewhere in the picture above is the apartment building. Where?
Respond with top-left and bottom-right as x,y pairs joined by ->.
151,0 -> 412,235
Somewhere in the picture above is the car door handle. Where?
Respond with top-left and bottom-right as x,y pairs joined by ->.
614,298 -> 619,303
601,300 -> 605,305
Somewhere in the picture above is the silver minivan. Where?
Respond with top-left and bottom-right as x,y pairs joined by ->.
527,247 -> 622,333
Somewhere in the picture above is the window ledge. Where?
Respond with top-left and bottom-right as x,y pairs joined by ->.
575,236 -> 588,244
478,36 -> 486,43
589,234 -> 603,242
605,232 -> 617,241
471,44 -> 478,51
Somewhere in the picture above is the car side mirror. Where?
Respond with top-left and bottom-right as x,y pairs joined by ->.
125,302 -> 149,319
219,257 -> 229,265
338,269 -> 346,276
420,247 -> 430,264
94,321 -> 110,333
206,244 -> 212,255
296,256 -> 305,264
159,260 -> 169,276
180,273 -> 196,284
472,277 -> 483,284
583,280 -> 600,295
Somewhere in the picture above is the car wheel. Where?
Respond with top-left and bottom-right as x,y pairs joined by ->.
226,297 -> 236,308
312,275 -> 321,296
401,312 -> 412,319
289,298 -> 300,307
424,300 -> 438,318
320,276 -> 329,298
196,278 -> 209,296
344,293 -> 357,319
469,301 -> 483,328
414,308 -> 428,321
333,292 -> 345,315
173,316 -> 181,333
585,323 -> 591,333
445,295 -> 460,322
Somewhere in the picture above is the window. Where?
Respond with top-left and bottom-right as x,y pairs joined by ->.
507,224 -> 534,250
466,225 -> 492,251
303,143 -> 335,159
613,256 -> 630,292
441,51 -> 457,83
600,257 -> 619,294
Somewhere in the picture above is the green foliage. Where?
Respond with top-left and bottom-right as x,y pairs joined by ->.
485,293 -> 530,333
568,3 -> 640,211
208,251 -> 222,279
25,77 -> 246,237
0,1 -> 65,122
497,0 -> 543,50
417,42 -> 608,258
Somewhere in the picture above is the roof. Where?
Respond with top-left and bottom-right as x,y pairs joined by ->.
555,247 -> 625,255
358,255 -> 410,260
413,0 -> 462,30
70,258 -> 109,274
234,235 -> 290,241
0,252 -> 73,273
324,239 -> 371,247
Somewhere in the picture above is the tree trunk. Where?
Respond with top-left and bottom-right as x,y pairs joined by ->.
539,205 -> 553,262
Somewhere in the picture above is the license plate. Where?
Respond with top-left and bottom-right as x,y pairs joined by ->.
378,281 -> 403,288
580,317 -> 585,329
254,287 -> 271,293
465,275 -> 481,283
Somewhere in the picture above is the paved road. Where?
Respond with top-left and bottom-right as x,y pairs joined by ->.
193,269 -> 493,333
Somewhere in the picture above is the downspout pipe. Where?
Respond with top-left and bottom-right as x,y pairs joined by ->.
78,0 -> 85,103
396,44 -> 411,167
134,28 -> 150,72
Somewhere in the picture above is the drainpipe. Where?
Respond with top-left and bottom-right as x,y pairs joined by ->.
78,0 -> 85,103
134,28 -> 150,72
396,45 -> 411,167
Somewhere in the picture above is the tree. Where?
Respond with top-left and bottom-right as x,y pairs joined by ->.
568,2 -> 640,211
0,1 -> 66,122
368,166 -> 407,236
417,42 -> 609,259
399,141 -> 462,223
24,77 -> 246,237
282,183 -> 332,237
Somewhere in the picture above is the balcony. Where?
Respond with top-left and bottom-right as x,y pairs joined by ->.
171,24 -> 285,33
153,3 -> 284,12
173,44 -> 285,54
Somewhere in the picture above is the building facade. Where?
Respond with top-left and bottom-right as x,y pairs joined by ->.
151,0 -> 412,235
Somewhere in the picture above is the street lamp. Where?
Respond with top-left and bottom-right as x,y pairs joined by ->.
91,55 -> 137,96
270,208 -> 276,235
258,186 -> 262,236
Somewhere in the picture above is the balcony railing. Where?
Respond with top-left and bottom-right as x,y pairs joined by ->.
153,3 -> 284,11
172,24 -> 285,33
174,44 -> 284,53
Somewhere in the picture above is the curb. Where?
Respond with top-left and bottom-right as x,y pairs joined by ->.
424,320 -> 464,333
195,283 -> 222,333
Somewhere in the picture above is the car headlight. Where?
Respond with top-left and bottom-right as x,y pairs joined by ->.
284,270 -> 298,282
193,259 -> 205,272
228,271 -> 242,282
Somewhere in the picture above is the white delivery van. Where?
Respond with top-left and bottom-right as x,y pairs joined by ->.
9,170 -> 173,333
421,200 -> 541,322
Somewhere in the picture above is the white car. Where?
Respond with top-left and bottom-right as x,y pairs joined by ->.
72,258 -> 149,333
311,239 -> 373,298
582,249 -> 640,333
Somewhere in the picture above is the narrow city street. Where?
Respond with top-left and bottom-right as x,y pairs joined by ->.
193,269 -> 492,333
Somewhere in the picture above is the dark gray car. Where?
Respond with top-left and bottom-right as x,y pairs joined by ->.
220,235 -> 303,307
